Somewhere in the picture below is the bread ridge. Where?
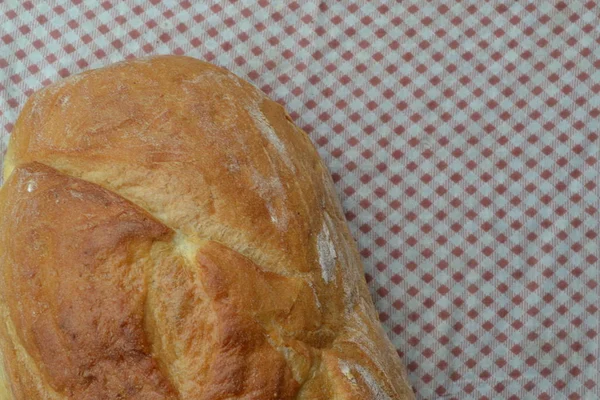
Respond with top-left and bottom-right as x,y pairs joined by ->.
0,55 -> 414,399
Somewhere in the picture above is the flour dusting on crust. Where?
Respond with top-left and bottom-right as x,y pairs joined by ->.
251,168 -> 289,231
307,281 -> 322,309
339,360 -> 393,400
248,107 -> 295,172
317,213 -> 337,284
26,180 -> 37,193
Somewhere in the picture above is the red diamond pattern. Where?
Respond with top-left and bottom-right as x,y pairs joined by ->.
1,1 -> 599,399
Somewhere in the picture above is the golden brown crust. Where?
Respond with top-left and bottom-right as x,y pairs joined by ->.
0,163 -> 176,399
0,56 -> 414,399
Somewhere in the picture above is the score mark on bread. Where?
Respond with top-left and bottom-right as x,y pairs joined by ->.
0,56 -> 414,399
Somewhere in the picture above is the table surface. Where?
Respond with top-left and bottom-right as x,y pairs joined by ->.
1,1 -> 599,399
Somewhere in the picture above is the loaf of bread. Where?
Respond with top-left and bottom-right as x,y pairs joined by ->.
0,56 -> 413,399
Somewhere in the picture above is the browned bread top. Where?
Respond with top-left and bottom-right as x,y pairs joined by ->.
0,56 -> 413,399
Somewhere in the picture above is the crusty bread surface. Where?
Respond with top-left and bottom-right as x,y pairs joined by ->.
0,56 -> 414,399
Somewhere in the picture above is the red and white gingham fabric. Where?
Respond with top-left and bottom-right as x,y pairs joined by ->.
1,1 -> 599,399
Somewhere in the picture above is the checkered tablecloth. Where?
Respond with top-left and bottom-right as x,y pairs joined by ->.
1,1 -> 599,399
